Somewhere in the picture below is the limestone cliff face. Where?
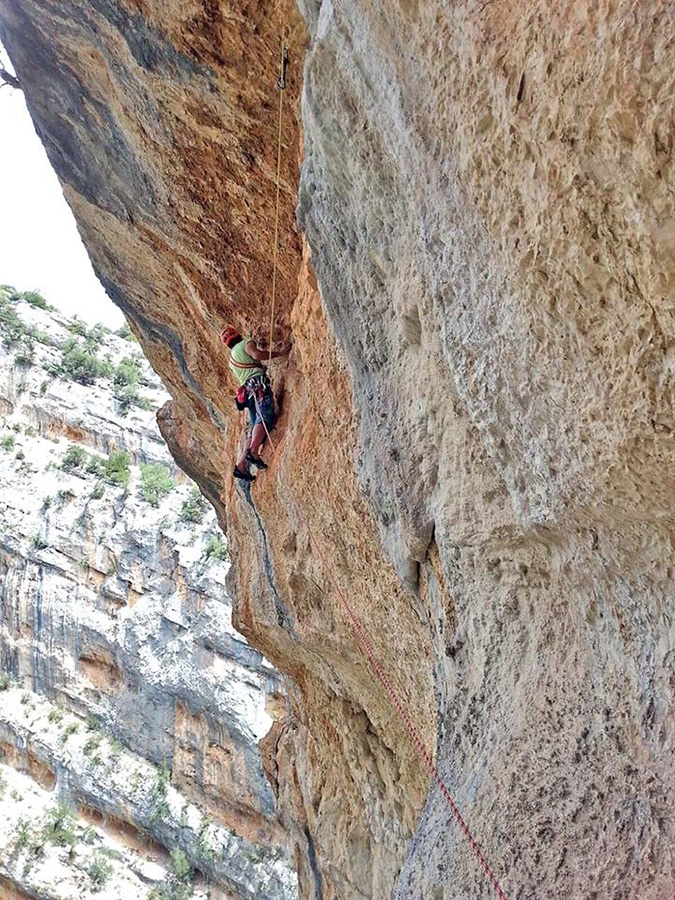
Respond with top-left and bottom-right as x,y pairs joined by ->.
1,2 -> 675,899
0,294 -> 296,899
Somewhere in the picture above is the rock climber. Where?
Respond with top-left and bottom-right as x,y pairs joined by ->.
220,326 -> 291,482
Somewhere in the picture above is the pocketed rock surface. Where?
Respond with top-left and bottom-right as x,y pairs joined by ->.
1,2 -> 675,898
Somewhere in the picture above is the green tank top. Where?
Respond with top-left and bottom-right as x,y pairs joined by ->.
229,335 -> 265,386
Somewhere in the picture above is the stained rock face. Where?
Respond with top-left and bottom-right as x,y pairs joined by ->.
0,294 -> 296,899
1,2 -> 675,899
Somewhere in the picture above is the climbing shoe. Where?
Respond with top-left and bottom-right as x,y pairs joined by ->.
245,451 -> 268,470
233,466 -> 256,482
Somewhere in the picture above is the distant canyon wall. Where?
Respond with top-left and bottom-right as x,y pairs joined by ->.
0,298 -> 296,899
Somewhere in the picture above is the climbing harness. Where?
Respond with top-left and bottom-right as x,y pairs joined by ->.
244,373 -> 270,408
250,42 -> 511,899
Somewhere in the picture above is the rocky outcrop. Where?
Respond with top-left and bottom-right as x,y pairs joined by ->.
1,2 -> 674,899
0,293 -> 296,899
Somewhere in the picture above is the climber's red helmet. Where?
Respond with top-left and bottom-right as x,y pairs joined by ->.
220,326 -> 241,348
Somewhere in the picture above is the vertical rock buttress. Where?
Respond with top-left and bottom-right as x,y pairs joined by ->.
2,2 -> 675,899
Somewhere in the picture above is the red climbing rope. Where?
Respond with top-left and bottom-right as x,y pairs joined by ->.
249,394 -> 510,900
249,41 -> 509,899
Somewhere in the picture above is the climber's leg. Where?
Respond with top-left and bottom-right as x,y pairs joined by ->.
249,388 -> 276,460
249,423 -> 268,457
233,412 -> 256,482
236,434 -> 252,471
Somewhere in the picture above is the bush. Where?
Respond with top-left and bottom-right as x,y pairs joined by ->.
148,844 -> 194,900
116,321 -> 138,342
84,734 -> 102,756
14,334 -> 35,366
15,817 -> 32,851
42,803 -> 77,848
66,316 -> 88,337
170,848 -> 192,881
204,534 -> 228,562
61,444 -> 87,471
148,882 -> 193,900
86,455 -> 105,476
0,672 -> 10,690
84,323 -> 109,348
114,383 -> 152,416
32,329 -> 54,346
31,534 -> 48,551
48,708 -> 63,724
179,487 -> 205,524
112,355 -> 150,415
60,722 -> 79,744
140,463 -> 175,507
113,356 -> 142,388
88,853 -> 113,891
82,826 -> 99,845
58,337 -> 106,385
0,294 -> 27,348
90,482 -> 105,500
104,451 -> 131,488
22,290 -> 49,310
1,434 -> 15,451
0,769 -> 6,800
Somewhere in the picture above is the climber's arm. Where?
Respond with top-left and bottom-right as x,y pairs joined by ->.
244,339 -> 292,361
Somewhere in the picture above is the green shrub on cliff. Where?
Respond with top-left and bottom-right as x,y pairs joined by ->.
112,355 -> 152,415
0,294 -> 27,348
114,382 -> 152,416
41,803 -> 77,848
66,316 -> 88,338
87,853 -> 113,891
179,487 -> 205,524
61,444 -> 87,471
86,455 -> 106,476
116,321 -> 138,343
21,290 -> 50,310
140,463 -> 175,506
14,334 -> 35,366
204,534 -> 228,562
148,881 -> 193,900
104,451 -> 131,488
58,337 -> 107,385
170,848 -> 192,881
60,722 -> 79,745
148,848 -> 194,900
